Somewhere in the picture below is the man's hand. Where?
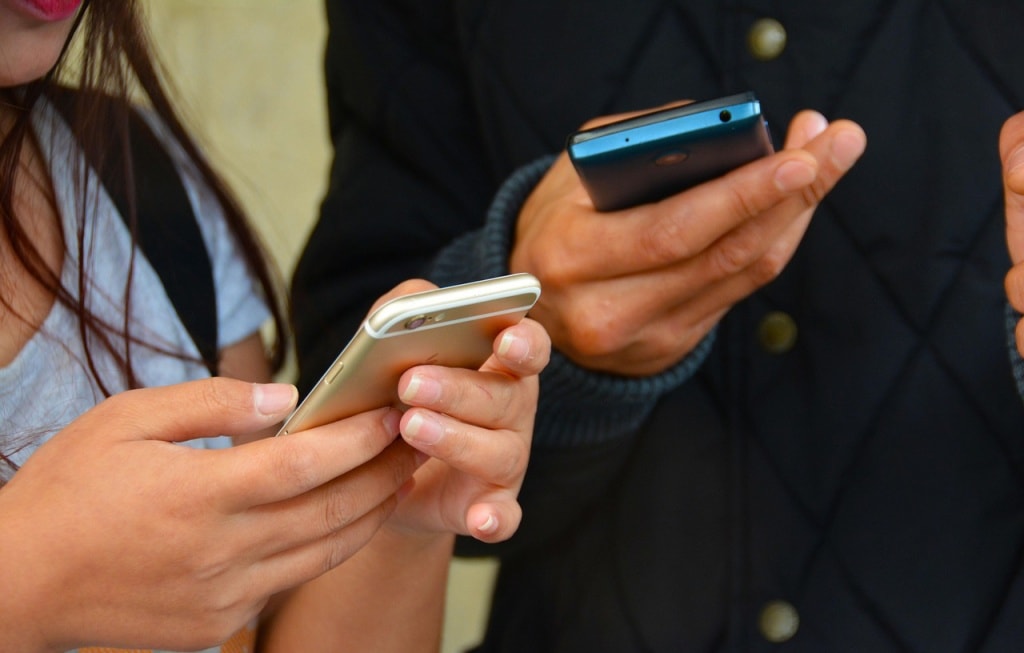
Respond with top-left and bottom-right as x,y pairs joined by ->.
512,108 -> 866,376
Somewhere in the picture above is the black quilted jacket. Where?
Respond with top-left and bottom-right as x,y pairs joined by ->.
293,1 -> 1024,650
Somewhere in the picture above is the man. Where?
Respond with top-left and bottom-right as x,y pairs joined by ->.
292,2 -> 1024,650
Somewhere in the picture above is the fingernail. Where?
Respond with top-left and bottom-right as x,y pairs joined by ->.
382,408 -> 403,436
830,129 -> 865,171
254,383 -> 297,416
404,412 -> 443,444
476,513 -> 499,536
773,159 -> 817,191
498,332 -> 530,362
803,112 -> 829,139
400,373 -> 442,404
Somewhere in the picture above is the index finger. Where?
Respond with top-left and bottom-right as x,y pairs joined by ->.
1001,112 -> 1024,264
575,147 -> 819,275
575,100 -> 694,132
367,279 -> 438,313
210,407 -> 404,510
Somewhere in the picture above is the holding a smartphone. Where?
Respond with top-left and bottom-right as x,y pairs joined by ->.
278,273 -> 541,435
567,92 -> 774,211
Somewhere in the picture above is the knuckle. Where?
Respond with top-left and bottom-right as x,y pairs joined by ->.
747,249 -> 788,285
799,178 -> 830,207
527,244 -> 579,289
385,444 -> 417,488
550,291 -> 641,362
441,377 -> 473,415
444,425 -> 475,465
324,500 -> 394,570
274,442 -> 323,491
320,483 -> 359,533
323,540 -> 349,574
565,312 -> 629,360
709,235 -> 755,276
494,438 -> 530,486
725,177 -> 764,221
200,376 -> 251,414
97,388 -> 149,425
636,210 -> 698,264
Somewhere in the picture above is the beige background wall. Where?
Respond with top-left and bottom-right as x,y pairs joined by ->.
141,2 -> 497,651
143,0 -> 328,276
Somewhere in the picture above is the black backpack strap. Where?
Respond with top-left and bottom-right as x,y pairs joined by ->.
48,89 -> 219,375
119,109 -> 219,374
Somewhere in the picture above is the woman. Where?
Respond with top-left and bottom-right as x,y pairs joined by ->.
0,1 -> 549,651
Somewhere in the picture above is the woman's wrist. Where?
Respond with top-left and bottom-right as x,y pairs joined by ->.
259,520 -> 455,652
376,522 -> 456,561
0,493 -> 60,652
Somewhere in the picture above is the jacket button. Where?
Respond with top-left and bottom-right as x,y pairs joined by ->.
757,311 -> 797,353
747,17 -> 787,61
759,600 -> 800,643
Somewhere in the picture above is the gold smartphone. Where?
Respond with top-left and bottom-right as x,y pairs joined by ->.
277,273 -> 541,436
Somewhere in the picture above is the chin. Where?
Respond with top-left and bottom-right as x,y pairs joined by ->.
0,41 -> 65,88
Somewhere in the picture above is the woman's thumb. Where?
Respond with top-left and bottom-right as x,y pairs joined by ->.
83,378 -> 298,444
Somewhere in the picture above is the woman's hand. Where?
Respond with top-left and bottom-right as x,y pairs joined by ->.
0,378 -> 421,652
391,310 -> 550,543
257,280 -> 551,652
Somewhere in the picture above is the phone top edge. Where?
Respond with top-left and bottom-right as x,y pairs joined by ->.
364,273 -> 541,335
365,304 -> 534,339
567,92 -> 761,149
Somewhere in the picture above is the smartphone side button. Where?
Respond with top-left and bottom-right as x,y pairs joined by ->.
325,360 -> 345,384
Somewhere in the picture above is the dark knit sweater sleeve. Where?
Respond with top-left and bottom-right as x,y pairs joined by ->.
1007,303 -> 1024,402
431,155 -> 716,449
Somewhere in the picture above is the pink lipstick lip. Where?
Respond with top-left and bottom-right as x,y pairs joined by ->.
16,0 -> 83,21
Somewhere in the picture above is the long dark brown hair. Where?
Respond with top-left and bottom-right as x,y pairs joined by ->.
0,0 -> 289,473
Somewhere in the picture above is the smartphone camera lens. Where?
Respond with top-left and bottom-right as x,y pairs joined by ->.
405,312 -> 445,330
719,110 -> 732,122
655,151 -> 689,166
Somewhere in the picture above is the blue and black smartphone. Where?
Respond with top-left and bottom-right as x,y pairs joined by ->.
567,92 -> 774,212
